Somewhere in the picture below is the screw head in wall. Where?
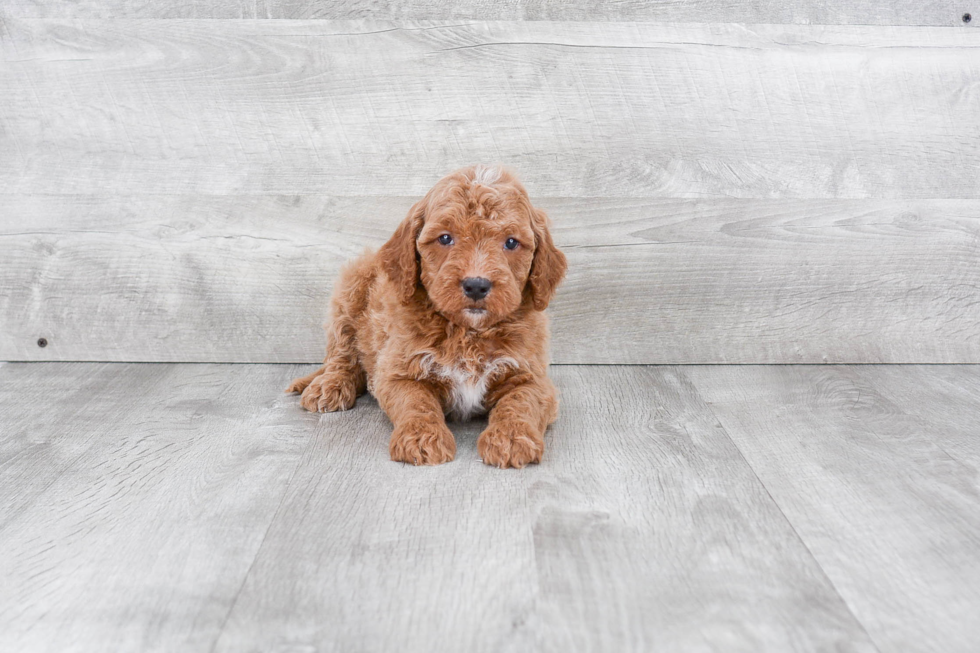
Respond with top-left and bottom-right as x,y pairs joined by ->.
965,13 -> 973,23
37,337 -> 48,348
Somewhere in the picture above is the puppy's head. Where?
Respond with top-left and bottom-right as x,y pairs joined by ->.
379,165 -> 566,329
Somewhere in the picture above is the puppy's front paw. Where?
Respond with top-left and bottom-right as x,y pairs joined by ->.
478,421 -> 544,469
299,372 -> 358,413
390,417 -> 456,466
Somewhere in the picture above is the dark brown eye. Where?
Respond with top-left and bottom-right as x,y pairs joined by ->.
438,234 -> 454,246
504,237 -> 519,250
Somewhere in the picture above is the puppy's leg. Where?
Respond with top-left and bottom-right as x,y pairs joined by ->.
285,367 -> 323,394
287,257 -> 372,412
479,373 -> 558,469
375,378 -> 455,465
297,359 -> 366,413
287,319 -> 366,413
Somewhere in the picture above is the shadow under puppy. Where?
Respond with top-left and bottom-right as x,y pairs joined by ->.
287,165 -> 567,468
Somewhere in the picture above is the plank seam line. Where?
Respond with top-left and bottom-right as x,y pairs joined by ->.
1,16 -> 974,28
688,369 -> 885,653
436,41 -> 763,53
5,361 -> 980,366
207,425 -> 317,653
435,40 -> 980,55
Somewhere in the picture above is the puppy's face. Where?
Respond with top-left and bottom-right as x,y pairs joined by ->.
416,175 -> 536,329
379,166 -> 567,329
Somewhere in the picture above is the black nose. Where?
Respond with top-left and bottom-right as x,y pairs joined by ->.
461,277 -> 492,301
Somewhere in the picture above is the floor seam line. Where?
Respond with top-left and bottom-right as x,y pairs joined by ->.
207,425 -> 317,653
681,368 -> 885,653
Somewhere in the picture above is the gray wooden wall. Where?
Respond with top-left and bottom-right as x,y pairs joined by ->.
2,3 -> 978,364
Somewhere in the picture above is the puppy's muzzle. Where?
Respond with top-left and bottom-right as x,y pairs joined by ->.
461,277 -> 492,301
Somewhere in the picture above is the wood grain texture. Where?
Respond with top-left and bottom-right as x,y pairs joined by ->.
3,195 -> 978,364
0,362 -> 166,530
4,363 -> 977,650
516,366 -> 875,652
212,399 -> 544,653
2,20 -> 979,198
2,0 -> 972,25
0,363 -> 314,652
211,365 -> 874,652
688,365 -> 980,653
846,365 -> 980,465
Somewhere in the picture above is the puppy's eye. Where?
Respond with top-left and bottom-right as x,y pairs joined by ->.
504,237 -> 520,250
438,234 -> 454,246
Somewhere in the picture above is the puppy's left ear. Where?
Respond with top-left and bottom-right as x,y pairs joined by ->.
528,208 -> 567,311
378,200 -> 426,302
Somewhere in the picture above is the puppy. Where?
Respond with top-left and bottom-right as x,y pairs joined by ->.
286,165 -> 567,468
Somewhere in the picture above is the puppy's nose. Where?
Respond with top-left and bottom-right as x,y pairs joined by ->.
461,277 -> 492,301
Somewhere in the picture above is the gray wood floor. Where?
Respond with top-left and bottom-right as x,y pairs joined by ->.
1,363 -> 977,652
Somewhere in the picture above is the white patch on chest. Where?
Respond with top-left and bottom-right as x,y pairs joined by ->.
417,354 -> 518,421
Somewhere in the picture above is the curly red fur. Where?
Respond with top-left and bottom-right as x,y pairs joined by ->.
286,166 -> 567,468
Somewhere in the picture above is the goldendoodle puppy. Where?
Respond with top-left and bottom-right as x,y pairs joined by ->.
287,165 -> 566,468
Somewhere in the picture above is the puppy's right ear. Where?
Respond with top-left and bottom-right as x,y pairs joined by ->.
378,200 -> 426,301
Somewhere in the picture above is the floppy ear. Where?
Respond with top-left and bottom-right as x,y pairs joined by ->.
378,200 -> 426,302
528,208 -> 567,311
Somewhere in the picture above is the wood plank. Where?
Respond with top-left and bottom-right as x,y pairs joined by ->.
213,365 -> 875,652
0,363 -> 314,652
2,195 -> 978,364
846,365 -> 980,464
2,20 -> 979,198
688,365 -> 980,653
1,0 -> 970,26
0,362 -> 168,530
213,400 -> 544,652
522,366 -> 877,651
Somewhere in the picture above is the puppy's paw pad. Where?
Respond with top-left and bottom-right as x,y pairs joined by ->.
299,374 -> 357,413
478,422 -> 543,469
390,418 -> 456,466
